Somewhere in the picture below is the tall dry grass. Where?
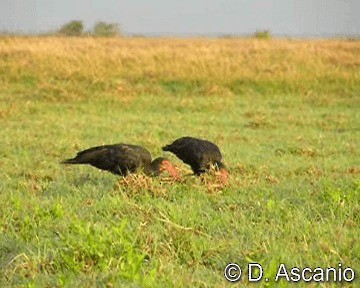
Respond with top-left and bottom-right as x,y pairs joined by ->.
0,37 -> 358,99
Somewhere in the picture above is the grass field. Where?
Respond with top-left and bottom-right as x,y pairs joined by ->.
0,37 -> 359,287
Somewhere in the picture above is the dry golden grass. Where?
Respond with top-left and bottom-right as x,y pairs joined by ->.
1,37 -> 358,100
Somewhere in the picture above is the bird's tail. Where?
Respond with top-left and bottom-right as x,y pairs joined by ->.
60,158 -> 81,165
162,144 -> 171,152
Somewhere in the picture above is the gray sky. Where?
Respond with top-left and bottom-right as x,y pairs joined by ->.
1,0 -> 359,36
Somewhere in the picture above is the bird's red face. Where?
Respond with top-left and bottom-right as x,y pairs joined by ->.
160,160 -> 181,181
219,168 -> 228,185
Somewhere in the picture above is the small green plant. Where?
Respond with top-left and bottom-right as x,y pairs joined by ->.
58,20 -> 84,36
254,29 -> 271,39
93,21 -> 121,37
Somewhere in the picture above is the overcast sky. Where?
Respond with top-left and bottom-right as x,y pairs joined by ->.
1,0 -> 359,37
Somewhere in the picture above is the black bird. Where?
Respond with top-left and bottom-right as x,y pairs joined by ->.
162,136 -> 228,183
62,143 -> 180,179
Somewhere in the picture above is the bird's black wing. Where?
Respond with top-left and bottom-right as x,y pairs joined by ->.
162,137 -> 203,173
163,137 -> 224,174
114,144 -> 152,174
63,144 -> 152,175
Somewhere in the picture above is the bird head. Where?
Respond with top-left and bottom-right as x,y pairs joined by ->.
215,162 -> 228,185
219,168 -> 228,185
151,157 -> 181,181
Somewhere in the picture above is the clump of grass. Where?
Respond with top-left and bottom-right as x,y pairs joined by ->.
114,173 -> 169,197
196,167 -> 228,194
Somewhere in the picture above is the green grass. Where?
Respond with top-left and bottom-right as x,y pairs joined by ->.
0,37 -> 359,287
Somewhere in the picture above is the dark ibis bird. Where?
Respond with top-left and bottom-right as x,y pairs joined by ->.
162,136 -> 228,183
62,143 -> 180,180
